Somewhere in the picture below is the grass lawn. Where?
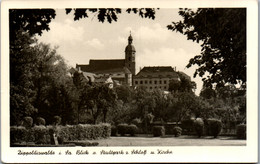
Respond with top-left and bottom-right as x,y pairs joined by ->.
96,135 -> 246,146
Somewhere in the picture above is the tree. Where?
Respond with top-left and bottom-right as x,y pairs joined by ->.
167,8 -> 246,87
168,72 -> 196,93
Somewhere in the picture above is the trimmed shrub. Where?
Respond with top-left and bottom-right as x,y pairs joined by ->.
10,126 -> 28,144
128,124 -> 138,136
206,119 -> 222,138
181,119 -> 195,134
53,116 -> 61,125
117,123 -> 128,136
36,117 -> 46,126
193,118 -> 204,138
111,126 -> 117,136
152,126 -> 165,137
173,126 -> 182,137
236,124 -> 246,139
23,117 -> 33,128
11,124 -> 111,145
33,125 -> 50,144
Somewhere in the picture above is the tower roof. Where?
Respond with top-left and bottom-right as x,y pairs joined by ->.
125,44 -> 136,52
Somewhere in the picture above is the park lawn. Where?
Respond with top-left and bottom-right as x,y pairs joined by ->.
96,135 -> 246,146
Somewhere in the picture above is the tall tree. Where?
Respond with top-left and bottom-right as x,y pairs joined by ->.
167,8 -> 246,87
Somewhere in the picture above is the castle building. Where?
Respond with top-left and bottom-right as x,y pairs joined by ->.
134,66 -> 180,91
76,34 -> 136,86
75,33 -> 190,90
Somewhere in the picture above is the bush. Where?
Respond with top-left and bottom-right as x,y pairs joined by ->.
23,117 -> 33,128
10,126 -> 28,144
117,123 -> 128,136
193,118 -> 204,138
33,125 -> 50,144
236,124 -> 246,139
206,118 -> 222,138
128,124 -> 138,136
111,126 -> 117,136
10,124 -> 111,145
173,126 -> 182,137
53,116 -> 61,125
36,117 -> 46,126
181,119 -> 195,134
152,126 -> 165,137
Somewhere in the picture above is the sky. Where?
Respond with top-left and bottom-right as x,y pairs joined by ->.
37,9 -> 203,95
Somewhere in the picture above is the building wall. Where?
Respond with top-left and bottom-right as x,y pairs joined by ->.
133,77 -> 179,91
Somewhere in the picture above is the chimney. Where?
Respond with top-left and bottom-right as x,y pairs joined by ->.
78,66 -> 82,73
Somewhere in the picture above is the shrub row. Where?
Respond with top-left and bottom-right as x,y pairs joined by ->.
10,123 -> 111,145
117,124 -> 138,136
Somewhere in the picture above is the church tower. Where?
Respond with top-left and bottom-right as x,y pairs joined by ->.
125,33 -> 136,76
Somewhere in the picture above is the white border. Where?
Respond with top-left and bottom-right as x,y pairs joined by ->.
1,0 -> 258,163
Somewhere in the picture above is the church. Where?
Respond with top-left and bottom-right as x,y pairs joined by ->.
76,33 -> 189,91
76,34 -> 136,86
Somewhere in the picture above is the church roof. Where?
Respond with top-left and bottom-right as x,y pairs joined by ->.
94,66 -> 132,74
77,59 -> 125,72
135,66 -> 179,78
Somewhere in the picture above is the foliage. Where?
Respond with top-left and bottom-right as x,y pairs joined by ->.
114,85 -> 134,103
33,125 -> 50,144
23,117 -> 33,128
53,116 -> 61,125
193,118 -> 204,137
236,124 -> 246,139
66,8 -> 157,23
128,124 -> 139,136
168,72 -> 196,93
168,8 -> 246,87
181,119 -> 195,134
111,126 -> 117,136
117,123 -> 129,136
152,126 -> 165,137
173,126 -> 182,137
36,117 -> 46,126
10,126 -> 28,144
205,118 -> 222,138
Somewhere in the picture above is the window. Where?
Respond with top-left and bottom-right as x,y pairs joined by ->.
164,86 -> 167,89
150,80 -> 152,84
150,87 -> 152,89
164,80 -> 167,84
129,57 -> 131,61
154,80 -> 157,84
135,81 -> 138,85
159,80 -> 162,84
145,80 -> 147,84
140,80 -> 143,84
129,64 -> 131,67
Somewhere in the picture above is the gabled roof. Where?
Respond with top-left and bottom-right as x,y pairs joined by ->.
135,66 -> 179,78
77,59 -> 125,72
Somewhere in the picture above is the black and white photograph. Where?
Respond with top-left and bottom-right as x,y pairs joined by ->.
1,0 -> 258,163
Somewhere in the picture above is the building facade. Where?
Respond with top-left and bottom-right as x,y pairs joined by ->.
76,34 -> 136,86
133,66 -> 180,91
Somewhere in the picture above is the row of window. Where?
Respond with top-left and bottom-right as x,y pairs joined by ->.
142,86 -> 168,90
134,80 -> 168,85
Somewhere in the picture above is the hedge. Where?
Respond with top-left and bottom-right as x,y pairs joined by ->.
117,124 -> 138,136
36,117 -> 46,126
206,118 -> 222,138
152,126 -> 165,137
236,124 -> 246,139
10,123 -> 111,145
193,118 -> 204,138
